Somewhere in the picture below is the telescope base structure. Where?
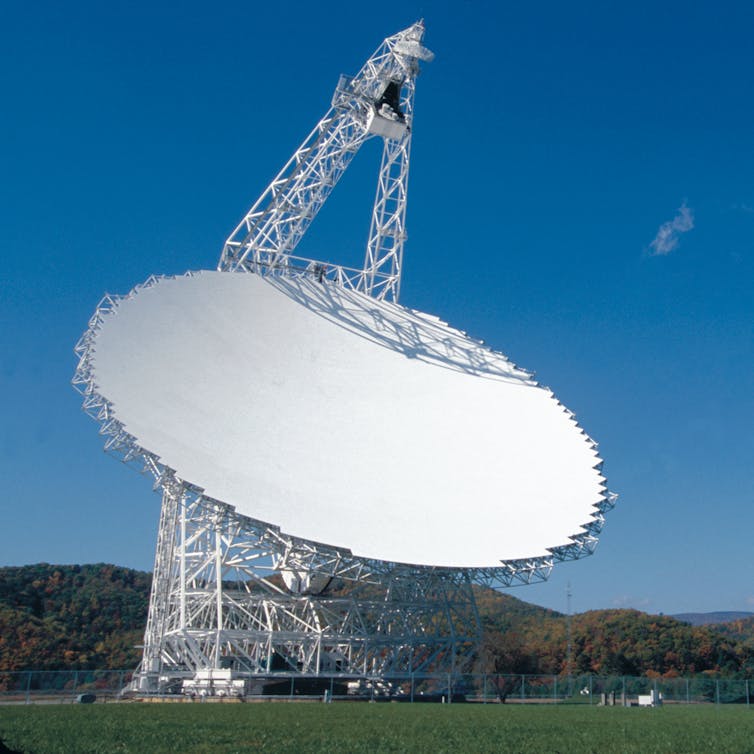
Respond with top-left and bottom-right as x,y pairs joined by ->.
131,482 -> 481,696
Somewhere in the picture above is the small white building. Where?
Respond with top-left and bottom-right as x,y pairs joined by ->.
637,689 -> 663,707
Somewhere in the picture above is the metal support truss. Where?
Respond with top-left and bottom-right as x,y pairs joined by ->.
217,20 -> 433,303
131,480 -> 480,695
362,109 -> 412,300
72,272 -> 618,597
74,17 -> 619,693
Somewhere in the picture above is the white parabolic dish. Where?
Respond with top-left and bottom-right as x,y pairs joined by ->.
90,271 -> 606,568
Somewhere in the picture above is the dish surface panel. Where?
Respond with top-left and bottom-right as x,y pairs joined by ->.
91,271 -> 605,567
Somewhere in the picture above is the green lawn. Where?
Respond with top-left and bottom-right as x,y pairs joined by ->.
1,703 -> 753,753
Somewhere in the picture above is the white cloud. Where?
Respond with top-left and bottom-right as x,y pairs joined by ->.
649,201 -> 694,256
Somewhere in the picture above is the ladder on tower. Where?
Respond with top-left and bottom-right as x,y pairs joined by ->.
217,21 -> 433,303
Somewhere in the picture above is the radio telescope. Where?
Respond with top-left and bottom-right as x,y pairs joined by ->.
74,21 -> 615,696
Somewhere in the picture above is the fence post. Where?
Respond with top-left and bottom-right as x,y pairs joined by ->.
410,673 -> 414,704
520,675 -> 525,702
25,671 -> 31,705
715,679 -> 720,705
746,679 -> 750,707
589,675 -> 593,705
554,675 -> 557,704
448,672 -> 452,704
482,674 -> 486,704
289,676 -> 294,699
685,678 -> 690,704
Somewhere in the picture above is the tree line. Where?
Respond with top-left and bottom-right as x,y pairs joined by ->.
475,588 -> 754,678
0,563 -> 149,671
1,564 -> 753,678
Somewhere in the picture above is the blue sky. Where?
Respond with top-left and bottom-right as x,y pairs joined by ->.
1,0 -> 752,616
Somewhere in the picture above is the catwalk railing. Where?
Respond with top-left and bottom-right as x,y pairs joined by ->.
1,671 -> 752,705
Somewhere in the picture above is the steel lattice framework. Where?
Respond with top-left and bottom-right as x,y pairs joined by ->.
218,20 -> 431,303
135,482 -> 480,693
74,21 -> 617,696
73,275 -> 616,695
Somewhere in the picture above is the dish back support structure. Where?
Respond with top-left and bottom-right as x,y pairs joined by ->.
73,21 -> 616,696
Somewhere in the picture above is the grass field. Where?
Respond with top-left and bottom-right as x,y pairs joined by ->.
1,703 -> 753,753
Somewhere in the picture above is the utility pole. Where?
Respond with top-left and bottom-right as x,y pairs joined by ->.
566,581 -> 573,699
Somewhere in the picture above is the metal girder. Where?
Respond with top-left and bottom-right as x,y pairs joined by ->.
130,485 -> 480,693
217,20 -> 433,303
72,271 -> 616,597
72,273 -> 617,588
75,20 -> 618,695
362,123 -> 412,300
74,274 -> 616,694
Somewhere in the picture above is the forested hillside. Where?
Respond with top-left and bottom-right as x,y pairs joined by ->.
674,611 -> 754,626
707,616 -> 754,651
0,564 -> 149,671
476,587 -> 754,677
2,564 -> 754,677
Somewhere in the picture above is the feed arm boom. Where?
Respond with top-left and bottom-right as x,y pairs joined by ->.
218,21 -> 432,303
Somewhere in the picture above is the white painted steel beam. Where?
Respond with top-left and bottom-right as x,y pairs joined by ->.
217,21 -> 432,303
73,22 -> 616,695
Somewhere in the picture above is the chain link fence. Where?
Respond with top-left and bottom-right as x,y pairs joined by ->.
0,671 -> 751,705
0,671 -> 132,704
